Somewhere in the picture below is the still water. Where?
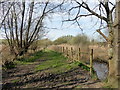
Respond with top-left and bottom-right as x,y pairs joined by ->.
93,61 -> 108,81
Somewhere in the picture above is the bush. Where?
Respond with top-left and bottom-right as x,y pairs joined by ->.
3,61 -> 15,69
53,35 -> 74,45
70,34 -> 90,45
53,34 -> 90,45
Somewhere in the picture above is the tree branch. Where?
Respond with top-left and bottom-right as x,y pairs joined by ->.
13,4 -> 19,47
74,0 -> 108,22
25,1 -> 34,45
96,29 -> 108,42
0,2 -> 14,28
20,1 -> 25,48
28,1 -> 48,44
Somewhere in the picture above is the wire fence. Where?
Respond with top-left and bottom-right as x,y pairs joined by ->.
48,45 -> 94,75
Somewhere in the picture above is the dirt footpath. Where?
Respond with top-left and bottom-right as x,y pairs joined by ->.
2,59 -> 103,89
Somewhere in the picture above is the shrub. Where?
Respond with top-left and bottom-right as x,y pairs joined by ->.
53,35 -> 74,45
53,34 -> 90,45
3,61 -> 15,69
70,34 -> 90,45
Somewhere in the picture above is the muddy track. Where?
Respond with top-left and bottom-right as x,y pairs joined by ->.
2,59 -> 101,89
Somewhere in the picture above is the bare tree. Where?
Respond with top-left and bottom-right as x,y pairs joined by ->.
0,0 -> 64,57
61,0 -> 118,86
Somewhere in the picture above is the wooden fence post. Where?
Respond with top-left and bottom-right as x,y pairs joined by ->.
58,46 -> 60,53
90,49 -> 93,76
71,47 -> 73,61
68,48 -> 71,59
60,46 -> 62,53
64,47 -> 66,55
62,47 -> 64,53
78,48 -> 81,61
66,47 -> 68,57
58,46 -> 59,53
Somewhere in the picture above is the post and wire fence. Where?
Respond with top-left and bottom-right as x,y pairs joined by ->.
48,45 -> 94,76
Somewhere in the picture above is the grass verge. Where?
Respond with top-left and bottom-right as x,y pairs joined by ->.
15,50 -> 44,65
35,50 -> 80,74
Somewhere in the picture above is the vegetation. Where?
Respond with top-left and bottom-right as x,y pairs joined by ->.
34,50 -> 79,74
3,49 -> 103,88
37,38 -> 53,48
53,34 -> 90,45
4,49 -> 80,72
13,49 -> 81,74
11,79 -> 20,83
78,63 -> 90,71
0,39 -> 8,45
1,0 -> 120,88
17,50 -> 44,63
61,0 -> 119,87
70,34 -> 90,45
3,61 -> 15,69
16,49 -> 97,77
0,1 -> 64,58
53,35 -> 73,45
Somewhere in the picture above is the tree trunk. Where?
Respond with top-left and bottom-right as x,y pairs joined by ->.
108,1 -> 120,88
114,1 -> 120,88
17,46 -> 29,56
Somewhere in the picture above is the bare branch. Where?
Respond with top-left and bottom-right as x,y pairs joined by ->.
96,29 -> 108,42
45,0 -> 64,14
20,1 -> 25,48
0,2 -> 14,28
13,4 -> 19,47
111,5 -> 116,13
29,1 -> 49,44
70,0 -> 108,22
25,1 -> 34,44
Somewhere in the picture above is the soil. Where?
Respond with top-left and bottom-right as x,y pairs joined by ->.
2,59 -> 104,89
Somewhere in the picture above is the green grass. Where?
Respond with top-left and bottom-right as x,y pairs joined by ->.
74,85 -> 82,88
11,79 -> 19,83
78,62 -> 97,80
102,79 -> 115,89
78,62 -> 90,71
16,50 -> 44,64
15,49 -> 88,74
35,50 -> 79,74
102,84 -> 114,89
45,61 -> 79,74
14,60 -> 33,65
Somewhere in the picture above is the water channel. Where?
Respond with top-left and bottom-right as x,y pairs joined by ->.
93,61 -> 109,81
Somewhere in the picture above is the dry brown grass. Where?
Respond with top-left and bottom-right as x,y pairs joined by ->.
0,43 -> 46,66
89,45 -> 108,61
48,44 -> 108,63
1,43 -> 108,65
0,45 -> 15,65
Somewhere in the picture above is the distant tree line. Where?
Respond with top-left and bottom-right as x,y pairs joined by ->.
53,34 -> 90,45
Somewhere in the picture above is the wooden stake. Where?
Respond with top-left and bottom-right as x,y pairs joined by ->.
90,49 -> 93,76
78,48 -> 81,61
62,47 -> 64,53
71,47 -> 73,61
66,47 -> 68,57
